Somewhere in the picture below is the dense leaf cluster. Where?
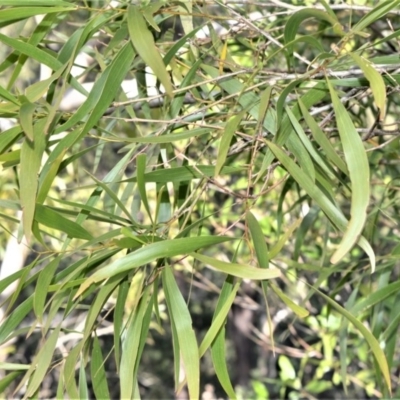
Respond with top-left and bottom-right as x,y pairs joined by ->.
0,0 -> 399,398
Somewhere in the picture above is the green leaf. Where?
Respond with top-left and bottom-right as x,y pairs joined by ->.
0,363 -> 29,371
0,125 -> 22,154
191,253 -> 281,280
125,165 -> 243,184
0,372 -> 24,394
279,355 -> 296,381
327,78 -> 370,266
113,279 -> 129,375
177,0 -> 193,37
0,297 -> 33,345
64,345 -> 81,400
199,281 -> 240,357
170,58 -> 203,119
75,236 -> 233,297
5,260 -> 34,314
246,211 -> 269,269
0,33 -> 62,70
142,3 -> 163,31
298,99 -> 348,175
291,35 -> 325,53
215,110 -> 246,176
5,12 -> 60,89
349,280 -> 400,315
0,1 -> 72,5
120,286 -> 151,399
56,42 -> 135,135
265,140 -> 375,271
255,82 -> 328,182
0,83 -> 19,104
270,283 -> 309,318
19,101 -> 35,141
33,256 -> 61,322
351,0 -> 400,33
20,325 -> 61,398
163,266 -> 199,400
286,105 -> 335,180
0,6 -> 75,23
82,275 -> 123,344
293,207 -> 320,260
127,5 -> 173,98
37,149 -> 68,204
269,218 -> 302,259
284,9 -> 343,59
79,360 -> 89,400
35,204 -> 93,240
317,290 -> 391,395
25,65 -> 66,102
350,53 -> 386,120
87,173 -> 134,224
170,305 -> 181,392
211,277 -> 237,399
163,26 -> 202,66
257,85 -> 273,131
201,64 -> 276,135
136,154 -> 153,223
0,270 -> 25,303
276,78 -> 303,126
126,127 -> 211,144
20,118 -> 47,242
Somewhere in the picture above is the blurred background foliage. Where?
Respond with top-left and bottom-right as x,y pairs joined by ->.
0,0 -> 399,398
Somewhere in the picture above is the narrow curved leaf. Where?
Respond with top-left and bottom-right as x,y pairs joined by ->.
163,266 -> 199,400
246,211 -> 269,269
124,165 -> 243,184
284,9 -> 344,58
127,5 -> 173,98
211,277 -> 237,399
266,140 -> 375,271
191,253 -> 281,280
317,290 -> 391,395
33,256 -> 61,322
0,33 -> 62,70
269,218 -> 302,259
0,297 -> 33,345
35,204 -> 93,240
327,78 -> 370,265
286,105 -> 335,180
0,6 -> 75,23
270,283 -> 309,318
21,325 -> 61,398
298,99 -> 348,175
0,1 -> 72,6
215,110 -> 246,176
0,84 -> 19,104
255,82 -> 328,182
352,0 -> 400,33
126,127 -> 211,144
199,281 -> 240,357
55,42 -> 135,134
136,154 -> 153,223
19,101 -> 35,142
25,65 -> 66,102
177,0 -> 193,37
75,236 -> 233,297
120,286 -> 151,399
350,53 -> 386,120
20,118 -> 47,242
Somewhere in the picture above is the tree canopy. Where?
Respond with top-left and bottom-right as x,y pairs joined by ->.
0,0 -> 400,398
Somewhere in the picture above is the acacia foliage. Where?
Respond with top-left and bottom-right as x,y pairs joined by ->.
0,0 -> 400,398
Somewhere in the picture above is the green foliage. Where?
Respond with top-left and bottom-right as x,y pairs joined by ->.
0,0 -> 399,398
